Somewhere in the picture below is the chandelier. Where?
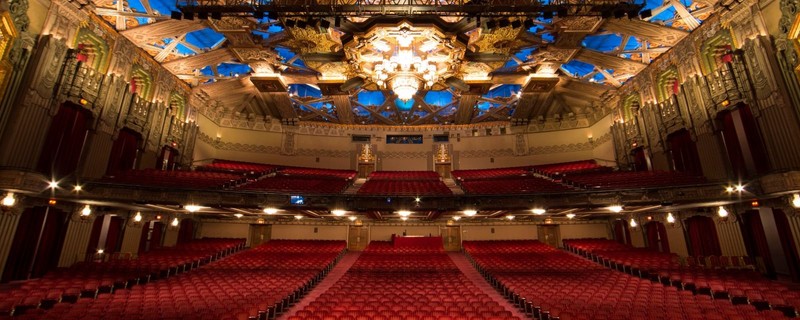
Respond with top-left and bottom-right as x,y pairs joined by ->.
347,24 -> 464,102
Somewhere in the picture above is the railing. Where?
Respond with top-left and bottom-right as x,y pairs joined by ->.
62,60 -> 105,105
705,62 -> 745,106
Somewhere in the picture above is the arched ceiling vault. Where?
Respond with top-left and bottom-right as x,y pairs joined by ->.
89,0 -> 715,126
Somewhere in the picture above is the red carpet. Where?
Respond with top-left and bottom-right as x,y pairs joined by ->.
278,251 -> 362,319
448,252 -> 529,319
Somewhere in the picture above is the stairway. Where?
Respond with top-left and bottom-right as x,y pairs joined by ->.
443,178 -> 465,195
342,178 -> 366,194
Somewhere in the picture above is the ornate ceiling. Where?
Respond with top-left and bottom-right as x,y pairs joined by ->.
89,0 -> 714,126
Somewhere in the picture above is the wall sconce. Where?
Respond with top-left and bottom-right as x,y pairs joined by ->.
587,135 -> 594,145
80,205 -> 92,218
171,217 -> 180,228
666,212 -> 676,225
629,218 -> 638,228
2,193 -> 16,207
717,206 -> 730,221
791,194 -> 800,208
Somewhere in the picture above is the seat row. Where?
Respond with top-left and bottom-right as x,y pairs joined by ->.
561,170 -> 707,189
286,241 -> 520,320
564,239 -> 799,317
459,177 -> 572,195
5,240 -> 346,320
532,160 -> 607,177
357,180 -> 452,196
237,176 -> 352,195
367,171 -> 442,181
0,239 -> 245,317
102,169 -> 245,189
463,240 -> 788,320
451,167 -> 533,181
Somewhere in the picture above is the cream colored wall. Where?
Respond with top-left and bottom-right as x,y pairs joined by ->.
199,222 -> 250,240
194,113 -> 615,170
460,225 -> 538,241
560,223 -> 610,240
761,0 -> 782,37
119,224 -> 143,255
715,220 -> 748,256
163,227 -> 178,247
370,225 -> 441,241
0,214 -> 21,278
27,0 -> 51,35
666,226 -> 689,257
271,225 -> 348,240
629,227 -> 646,248
58,219 -> 95,267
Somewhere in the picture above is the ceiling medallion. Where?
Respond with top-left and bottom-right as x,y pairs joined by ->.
347,22 -> 465,101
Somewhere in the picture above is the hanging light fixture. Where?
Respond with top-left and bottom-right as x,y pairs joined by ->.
294,215 -> 303,220
400,216 -> 409,221
452,216 -> 461,221
348,216 -> 357,221
505,215 -> 515,220
391,75 -> 420,101
234,213 -> 243,218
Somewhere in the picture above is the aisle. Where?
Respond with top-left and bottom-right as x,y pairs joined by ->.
278,251 -> 362,319
448,252 -> 530,320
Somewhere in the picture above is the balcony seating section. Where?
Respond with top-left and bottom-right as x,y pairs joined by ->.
459,177 -> 572,195
197,160 -> 279,175
564,239 -> 799,317
562,170 -> 707,190
463,240 -> 787,320
0,239 -> 245,317
15,240 -> 346,320
451,167 -> 534,181
287,241 -> 520,320
278,167 -> 357,180
238,175 -> 353,195
367,171 -> 442,181
357,180 -> 452,196
101,169 -> 245,189
532,160 -> 609,177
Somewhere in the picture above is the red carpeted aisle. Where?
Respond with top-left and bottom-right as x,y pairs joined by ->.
278,251 -> 362,319
448,252 -> 529,319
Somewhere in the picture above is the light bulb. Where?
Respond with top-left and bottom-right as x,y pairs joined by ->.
666,213 -> 676,224
2,193 -> 15,207
397,210 -> 412,217
294,215 -> 303,220
566,213 -> 576,219
505,215 -> 515,220
348,216 -> 357,221
531,208 -> 546,215
718,206 -> 729,218
263,208 -> 278,214
234,213 -> 243,218
134,211 -> 143,222
629,219 -> 637,228
80,205 -> 92,216
463,210 -> 477,216
171,217 -> 179,226
735,185 -> 745,192
608,205 -> 623,213
48,181 -> 59,189
74,185 -> 82,191
332,210 -> 346,216
97,249 -> 104,254
400,216 -> 408,221
725,186 -> 734,193
452,216 -> 461,221
185,205 -> 202,212
793,194 -> 800,208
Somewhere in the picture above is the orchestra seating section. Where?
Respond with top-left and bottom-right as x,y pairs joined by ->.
3,240 -> 346,320
564,239 -> 799,317
287,241 -> 520,320
357,171 -> 452,196
100,169 -> 246,190
463,240 -> 788,320
0,239 -> 245,317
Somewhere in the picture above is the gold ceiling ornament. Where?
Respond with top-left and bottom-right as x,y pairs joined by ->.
284,26 -> 342,54
467,24 -> 526,55
345,22 -> 465,101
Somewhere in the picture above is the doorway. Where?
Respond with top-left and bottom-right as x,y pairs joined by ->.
348,226 -> 369,251
249,224 -> 271,248
441,226 -> 461,251
538,225 -> 561,247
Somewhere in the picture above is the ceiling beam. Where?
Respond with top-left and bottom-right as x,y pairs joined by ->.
331,95 -> 354,124
602,18 -> 689,47
154,34 -> 186,62
94,8 -> 170,21
162,48 -> 236,74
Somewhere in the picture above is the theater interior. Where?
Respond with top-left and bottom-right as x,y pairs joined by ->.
1,0 -> 800,317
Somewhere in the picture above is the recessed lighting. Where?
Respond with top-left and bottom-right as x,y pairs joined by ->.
735,185 -> 745,192
531,208 -> 546,215
725,186 -> 734,193
414,197 -> 421,202
332,209 -> 346,216
263,208 -> 278,214
463,210 -> 477,216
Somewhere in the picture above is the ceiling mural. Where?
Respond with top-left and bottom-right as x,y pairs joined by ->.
88,0 -> 715,126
